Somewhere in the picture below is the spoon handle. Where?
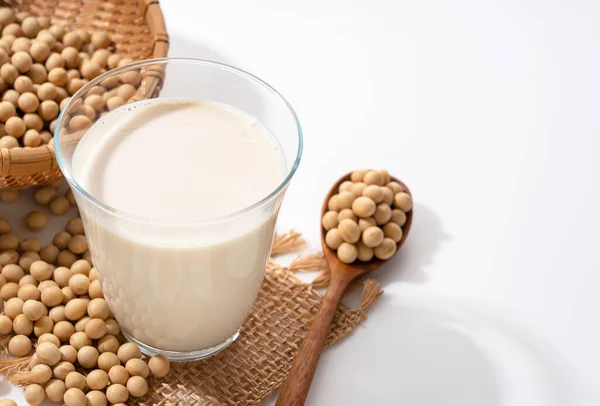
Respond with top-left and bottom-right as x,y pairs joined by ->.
276,270 -> 352,406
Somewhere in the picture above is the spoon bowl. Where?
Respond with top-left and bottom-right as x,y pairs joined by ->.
276,171 -> 413,406
320,172 -> 413,276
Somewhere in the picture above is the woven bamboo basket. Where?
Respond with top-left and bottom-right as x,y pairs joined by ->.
0,0 -> 168,190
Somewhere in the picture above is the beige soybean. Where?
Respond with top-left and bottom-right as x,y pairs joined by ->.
0,100 -> 16,121
393,192 -> 413,212
57,250 -> 77,267
23,113 -> 43,131
356,241 -> 374,262
65,298 -> 87,320
39,244 -> 59,264
0,282 -> 18,299
62,286 -> 76,304
20,275 -> 38,287
8,334 -> 32,356
98,335 -> 119,354
30,364 -> 53,384
0,233 -> 18,249
45,378 -> 67,402
23,129 -> 41,147
108,365 -> 129,385
85,318 -> 107,339
373,203 -> 392,225
338,180 -> 353,192
14,75 -> 33,93
337,208 -> 357,222
98,352 -> 120,372
19,251 -> 41,271
20,237 -> 42,252
53,232 -> 71,249
350,181 -> 367,197
381,186 -> 394,205
106,383 -> 129,403
0,90 -> 19,107
49,305 -> 66,323
324,228 -> 343,250
383,222 -> 403,243
12,51 -> 32,73
5,116 -> 25,137
362,185 -> 383,203
34,316 -> 54,337
30,40 -> 50,62
26,211 -> 48,230
352,196 -> 376,218
38,333 -> 60,347
37,341 -> 61,366
386,181 -> 403,194
148,355 -> 170,378
363,170 -> 384,186
59,345 -> 78,364
126,358 -> 149,378
27,63 -> 47,84
77,345 -> 99,368
24,383 -> 45,406
18,283 -> 40,301
337,219 -> 360,243
337,242 -> 358,264
49,195 -> 70,215
53,266 -> 73,287
88,279 -> 103,299
53,360 -> 75,380
350,169 -> 368,182
105,319 -> 120,336
69,273 -> 90,295
88,298 -> 110,319
117,342 -> 141,363
321,211 -> 339,231
127,375 -> 149,397
38,280 -> 58,291
68,234 -> 88,254
31,260 -> 53,281
13,313 -> 34,335
374,238 -> 397,260
362,226 -> 384,248
5,297 -> 24,319
65,371 -> 87,391
391,209 -> 407,226
86,390 -> 108,406
71,260 -> 90,276
64,387 -> 87,406
2,263 -> 24,282
0,315 -> 11,335
54,320 -> 75,342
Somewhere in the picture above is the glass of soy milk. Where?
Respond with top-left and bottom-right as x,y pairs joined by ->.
54,58 -> 302,361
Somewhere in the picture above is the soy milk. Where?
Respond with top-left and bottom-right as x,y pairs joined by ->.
71,99 -> 286,352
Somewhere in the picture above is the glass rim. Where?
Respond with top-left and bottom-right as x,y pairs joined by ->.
54,57 -> 303,227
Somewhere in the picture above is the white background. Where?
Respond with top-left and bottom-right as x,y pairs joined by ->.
4,0 -> 600,404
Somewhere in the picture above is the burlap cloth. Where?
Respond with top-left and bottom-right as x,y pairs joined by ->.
135,231 -> 383,405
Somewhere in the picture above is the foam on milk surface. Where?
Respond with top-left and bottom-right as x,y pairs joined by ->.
71,99 -> 286,352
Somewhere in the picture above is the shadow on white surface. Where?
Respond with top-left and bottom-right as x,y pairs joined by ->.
0,380 -> 11,397
378,202 -> 450,286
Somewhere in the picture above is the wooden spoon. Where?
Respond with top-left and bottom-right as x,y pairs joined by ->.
276,172 -> 413,406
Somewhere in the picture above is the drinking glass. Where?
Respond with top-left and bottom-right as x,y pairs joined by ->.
54,58 -> 303,361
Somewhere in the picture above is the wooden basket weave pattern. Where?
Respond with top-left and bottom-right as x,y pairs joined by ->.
0,0 -> 168,189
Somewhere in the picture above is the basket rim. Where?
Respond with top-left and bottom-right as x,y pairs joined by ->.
1,0 -> 169,185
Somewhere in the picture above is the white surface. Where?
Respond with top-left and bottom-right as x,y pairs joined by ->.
3,0 -> 600,404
